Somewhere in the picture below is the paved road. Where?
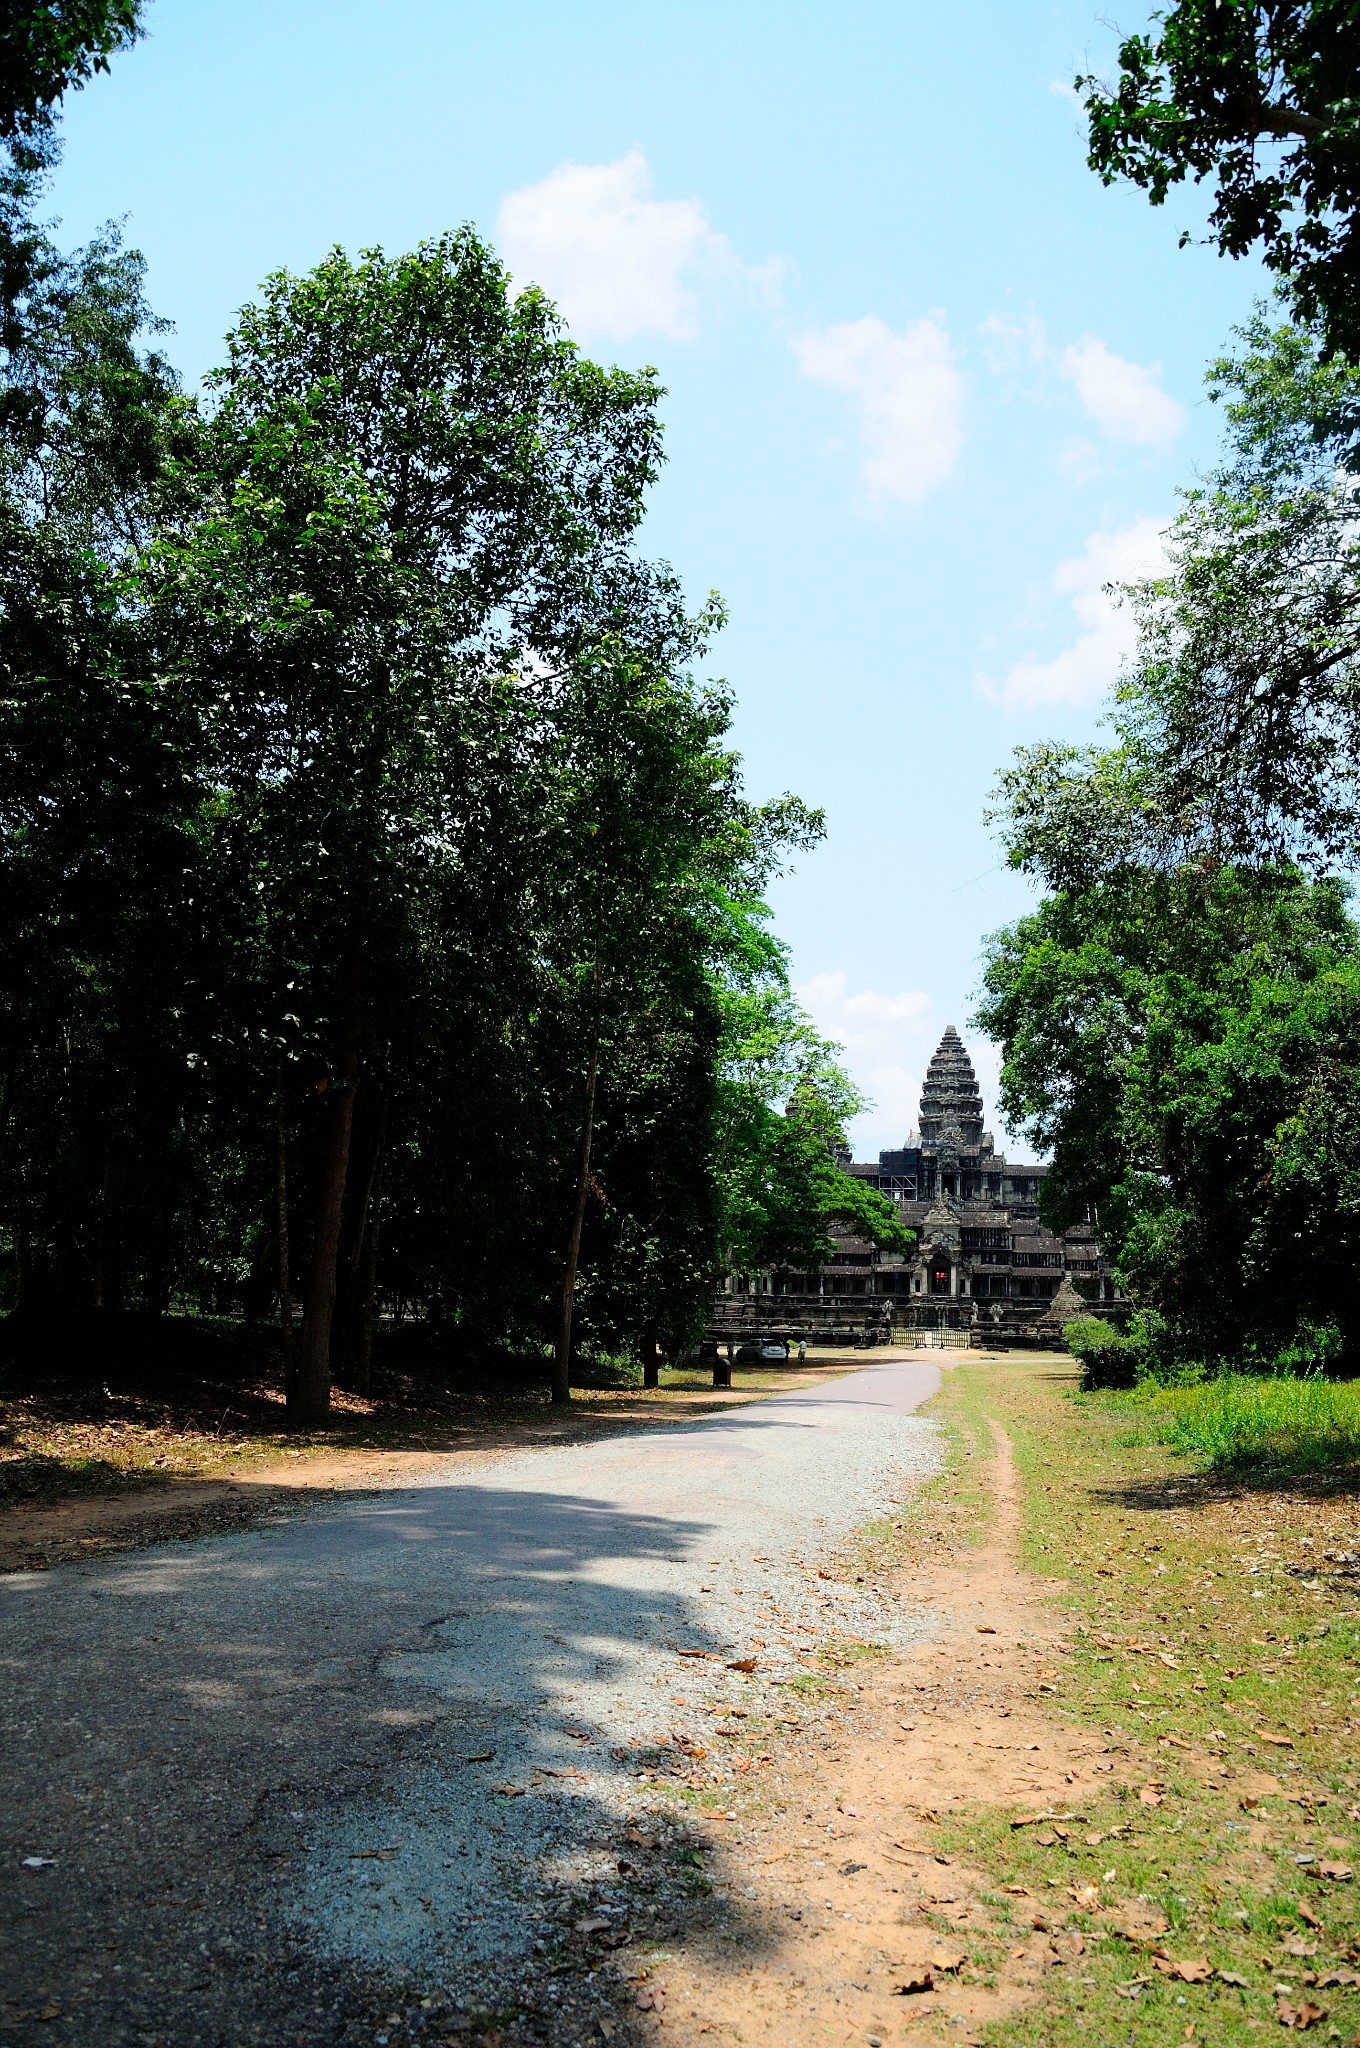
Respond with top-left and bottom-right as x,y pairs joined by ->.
1,1359 -> 943,2048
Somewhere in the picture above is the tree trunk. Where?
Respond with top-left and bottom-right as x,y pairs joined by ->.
94,1132 -> 127,1312
552,1040 -> 600,1406
14,1218 -> 31,1315
339,1088 -> 386,1395
276,1071 -> 295,1403
291,1055 -> 357,1428
353,1141 -> 384,1397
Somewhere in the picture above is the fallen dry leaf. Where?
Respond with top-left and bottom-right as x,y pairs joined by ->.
930,1948 -> 966,1973
725,1657 -> 758,1673
892,1970 -> 935,1995
489,1781 -> 526,1797
1139,1785 -> 1165,1808
634,1986 -> 665,2013
976,1625 -> 996,1634
1276,1997 -> 1326,2029
1173,1959 -> 1212,1983
1317,1861 -> 1353,1882
1069,1884 -> 1101,1910
1255,1729 -> 1296,1749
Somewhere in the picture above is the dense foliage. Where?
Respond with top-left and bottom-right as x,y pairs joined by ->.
1080,2 -> 1360,359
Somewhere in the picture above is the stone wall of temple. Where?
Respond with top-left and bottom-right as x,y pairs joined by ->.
709,1024 -> 1123,1346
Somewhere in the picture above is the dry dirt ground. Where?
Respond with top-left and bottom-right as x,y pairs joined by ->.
636,1405 -> 1114,2047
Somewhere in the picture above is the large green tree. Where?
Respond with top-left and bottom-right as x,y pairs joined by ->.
976,858 -> 1360,1369
979,317 -> 1360,1372
0,1 -> 143,142
992,313 -> 1360,880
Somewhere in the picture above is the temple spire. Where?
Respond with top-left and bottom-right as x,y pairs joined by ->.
917,1025 -> 984,1151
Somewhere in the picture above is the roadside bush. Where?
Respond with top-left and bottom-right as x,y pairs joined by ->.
1123,1371 -> 1360,1474
569,1349 -> 643,1390
1265,1319 -> 1346,1376
1062,1315 -> 1142,1389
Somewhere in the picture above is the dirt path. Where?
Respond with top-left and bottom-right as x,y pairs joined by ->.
651,1396 -> 1115,2045
19,1350 -> 1343,2048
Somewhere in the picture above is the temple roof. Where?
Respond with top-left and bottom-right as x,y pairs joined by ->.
917,1024 -> 985,1152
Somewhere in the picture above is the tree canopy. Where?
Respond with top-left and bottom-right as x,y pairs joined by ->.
1080,2 -> 1360,358
0,184 -> 857,1415
0,0 -> 143,141
979,315 -> 1360,1375
992,313 -> 1360,883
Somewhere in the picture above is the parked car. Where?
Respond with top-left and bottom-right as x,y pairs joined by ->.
734,1339 -> 789,1363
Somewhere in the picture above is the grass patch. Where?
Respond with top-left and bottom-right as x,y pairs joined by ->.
911,1353 -> 1360,2047
1106,1372 -> 1360,1476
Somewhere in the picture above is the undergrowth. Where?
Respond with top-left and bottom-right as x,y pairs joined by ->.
1103,1372 -> 1360,1476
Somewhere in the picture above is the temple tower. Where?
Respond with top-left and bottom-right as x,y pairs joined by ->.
917,1025 -> 985,1153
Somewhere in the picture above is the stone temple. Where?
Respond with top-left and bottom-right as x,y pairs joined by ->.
713,1025 -> 1119,1343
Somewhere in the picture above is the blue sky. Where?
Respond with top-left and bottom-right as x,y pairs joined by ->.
48,0 -> 1267,1157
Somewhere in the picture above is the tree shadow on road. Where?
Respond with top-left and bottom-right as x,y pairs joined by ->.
0,1479 -> 802,2048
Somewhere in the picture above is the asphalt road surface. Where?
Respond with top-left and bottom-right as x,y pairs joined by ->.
1,1358 -> 944,2048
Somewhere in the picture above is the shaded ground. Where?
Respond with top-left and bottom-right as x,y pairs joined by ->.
0,1352 -> 943,2047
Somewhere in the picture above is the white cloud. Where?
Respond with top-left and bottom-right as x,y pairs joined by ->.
792,314 -> 965,507
1056,435 -> 1103,485
496,149 -> 765,343
1059,336 -> 1185,446
978,310 -> 1047,376
797,971 -> 932,1154
988,516 -> 1169,712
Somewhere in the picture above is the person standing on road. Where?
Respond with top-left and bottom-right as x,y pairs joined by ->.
797,1338 -> 807,1363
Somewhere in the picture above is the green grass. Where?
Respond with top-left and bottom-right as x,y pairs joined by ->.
1109,1372 -> 1360,1475
910,1354 -> 1360,2048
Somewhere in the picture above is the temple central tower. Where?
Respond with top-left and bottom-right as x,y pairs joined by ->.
916,1024 -> 985,1153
